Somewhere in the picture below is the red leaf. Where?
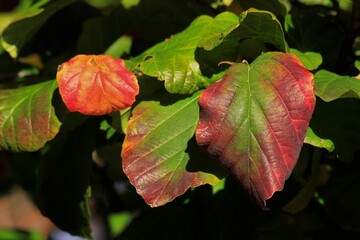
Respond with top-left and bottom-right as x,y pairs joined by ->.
56,55 -> 139,115
196,52 -> 315,207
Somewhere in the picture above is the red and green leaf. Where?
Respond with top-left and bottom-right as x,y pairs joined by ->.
121,92 -> 221,207
0,80 -> 61,152
56,54 -> 139,115
196,52 -> 315,206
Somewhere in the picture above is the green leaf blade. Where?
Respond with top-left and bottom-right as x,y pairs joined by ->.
0,80 -> 61,152
128,12 -> 240,94
290,48 -> 322,70
304,127 -> 334,152
314,70 -> 360,101
121,92 -> 221,207
233,8 -> 288,52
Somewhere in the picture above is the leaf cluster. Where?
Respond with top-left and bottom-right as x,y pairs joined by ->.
0,0 -> 360,239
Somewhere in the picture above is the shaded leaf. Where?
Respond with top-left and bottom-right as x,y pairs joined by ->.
304,127 -> 334,152
127,12 -> 240,94
290,48 -> 322,70
321,159 -> 360,231
115,199 -> 193,240
1,0 -> 77,58
56,54 -> 139,115
314,70 -> 360,102
77,0 -> 217,55
310,98 -> 360,162
231,8 -> 288,52
0,80 -> 61,152
285,8 -> 344,69
122,92 -> 222,207
37,119 -> 97,239
196,52 -> 315,206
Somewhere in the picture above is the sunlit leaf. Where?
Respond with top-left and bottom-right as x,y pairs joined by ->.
196,52 -> 315,206
56,54 -> 139,115
304,127 -> 334,152
127,12 -> 240,94
314,70 -> 360,101
0,80 -> 61,152
290,48 -> 322,70
122,92 -> 222,207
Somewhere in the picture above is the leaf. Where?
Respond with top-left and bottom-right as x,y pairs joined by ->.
37,119 -> 97,239
0,80 -> 61,152
105,35 -> 132,58
290,48 -> 322,70
231,8 -> 288,52
1,0 -> 77,58
196,52 -> 315,206
314,70 -> 360,102
127,12 -> 240,94
355,60 -> 360,71
56,54 -> 139,115
121,92 -> 222,207
310,98 -> 360,162
236,0 -> 288,21
304,127 -> 334,152
77,0 -> 215,55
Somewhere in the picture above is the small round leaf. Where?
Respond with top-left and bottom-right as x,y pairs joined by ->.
56,54 -> 139,115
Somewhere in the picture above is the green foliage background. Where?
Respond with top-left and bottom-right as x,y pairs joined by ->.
0,0 -> 360,239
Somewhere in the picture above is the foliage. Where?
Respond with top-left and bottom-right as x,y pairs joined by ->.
0,0 -> 359,239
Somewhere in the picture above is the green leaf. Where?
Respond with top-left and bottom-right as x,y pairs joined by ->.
290,48 -> 322,70
196,52 -> 315,206
0,80 -> 61,152
1,0 -> 77,58
78,0 -> 216,55
355,60 -> 360,71
231,8 -> 288,52
105,35 -> 132,58
314,70 -> 360,102
236,0 -> 288,21
304,127 -> 334,152
127,12 -> 240,94
108,211 -> 133,236
121,92 -> 224,207
0,229 -> 44,240
195,39 -> 240,78
37,119 -> 97,239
